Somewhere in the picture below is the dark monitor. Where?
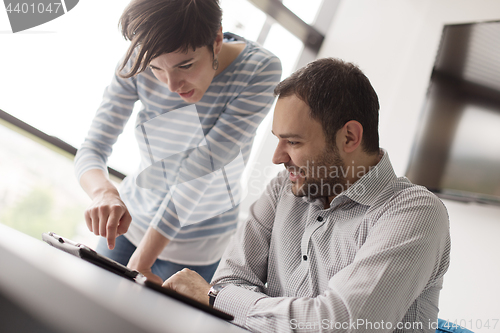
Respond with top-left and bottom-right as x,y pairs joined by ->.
406,20 -> 500,206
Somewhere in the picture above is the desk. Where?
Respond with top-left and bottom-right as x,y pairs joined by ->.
0,224 -> 247,333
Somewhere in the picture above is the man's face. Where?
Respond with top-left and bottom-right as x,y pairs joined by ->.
272,94 -> 346,200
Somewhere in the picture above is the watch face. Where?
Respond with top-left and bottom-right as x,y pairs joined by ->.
212,283 -> 230,294
208,283 -> 231,299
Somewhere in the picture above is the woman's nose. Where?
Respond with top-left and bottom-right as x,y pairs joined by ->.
158,71 -> 183,92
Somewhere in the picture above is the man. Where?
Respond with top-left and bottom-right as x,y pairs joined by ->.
163,58 -> 451,333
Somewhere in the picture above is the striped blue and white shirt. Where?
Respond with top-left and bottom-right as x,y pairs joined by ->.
75,34 -> 282,264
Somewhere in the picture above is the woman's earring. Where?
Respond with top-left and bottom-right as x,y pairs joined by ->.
212,58 -> 219,70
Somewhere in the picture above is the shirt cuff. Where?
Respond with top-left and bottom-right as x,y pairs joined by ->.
214,284 -> 267,327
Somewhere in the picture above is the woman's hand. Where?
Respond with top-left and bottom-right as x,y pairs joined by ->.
84,188 -> 132,250
126,227 -> 171,285
127,252 -> 163,285
80,169 -> 132,250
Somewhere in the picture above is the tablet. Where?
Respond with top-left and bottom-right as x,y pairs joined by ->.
42,232 -> 233,321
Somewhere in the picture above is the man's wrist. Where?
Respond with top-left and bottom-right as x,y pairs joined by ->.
207,283 -> 231,307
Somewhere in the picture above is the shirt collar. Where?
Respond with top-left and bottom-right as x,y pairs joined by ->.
331,149 -> 397,207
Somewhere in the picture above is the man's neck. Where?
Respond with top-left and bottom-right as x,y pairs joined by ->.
346,152 -> 381,183
325,152 -> 381,208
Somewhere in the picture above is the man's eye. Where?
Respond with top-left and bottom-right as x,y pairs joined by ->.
179,64 -> 192,69
288,141 -> 298,145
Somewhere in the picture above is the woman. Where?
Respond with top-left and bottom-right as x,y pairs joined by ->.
74,0 -> 281,284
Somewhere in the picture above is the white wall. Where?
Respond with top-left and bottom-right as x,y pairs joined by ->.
312,0 -> 500,332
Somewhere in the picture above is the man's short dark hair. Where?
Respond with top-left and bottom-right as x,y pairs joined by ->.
118,0 -> 222,78
274,58 -> 380,154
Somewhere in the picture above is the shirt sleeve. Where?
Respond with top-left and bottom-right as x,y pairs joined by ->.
212,185 -> 450,333
74,57 -> 138,180
149,55 -> 282,240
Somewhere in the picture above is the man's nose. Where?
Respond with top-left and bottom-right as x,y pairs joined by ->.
272,141 -> 290,165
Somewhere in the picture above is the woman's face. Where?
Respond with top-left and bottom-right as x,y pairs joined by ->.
148,45 -> 217,103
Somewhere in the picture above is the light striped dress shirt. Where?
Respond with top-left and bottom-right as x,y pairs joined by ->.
212,150 -> 451,332
74,33 -> 282,264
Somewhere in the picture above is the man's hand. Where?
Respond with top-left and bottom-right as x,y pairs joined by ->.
84,189 -> 132,250
162,268 -> 211,306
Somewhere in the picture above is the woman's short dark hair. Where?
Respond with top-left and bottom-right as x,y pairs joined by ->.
118,0 -> 222,78
274,58 -> 380,154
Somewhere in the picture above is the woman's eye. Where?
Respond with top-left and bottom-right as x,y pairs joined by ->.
179,64 -> 192,69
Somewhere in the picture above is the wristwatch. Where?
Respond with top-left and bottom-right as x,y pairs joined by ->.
208,283 -> 230,307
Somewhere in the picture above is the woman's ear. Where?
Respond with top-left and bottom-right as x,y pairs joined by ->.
213,26 -> 223,56
340,120 -> 363,153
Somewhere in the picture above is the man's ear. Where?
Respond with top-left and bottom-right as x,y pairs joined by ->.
340,120 -> 363,153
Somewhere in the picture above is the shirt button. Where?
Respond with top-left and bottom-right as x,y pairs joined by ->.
303,255 -> 308,261
317,216 -> 323,222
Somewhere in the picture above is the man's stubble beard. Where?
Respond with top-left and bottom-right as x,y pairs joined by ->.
292,145 -> 347,200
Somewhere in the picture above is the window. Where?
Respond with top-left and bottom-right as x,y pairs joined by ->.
0,119 -> 98,246
220,0 -> 267,41
283,0 -> 324,24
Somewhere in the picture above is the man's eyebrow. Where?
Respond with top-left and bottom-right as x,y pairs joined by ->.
271,130 -> 303,139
